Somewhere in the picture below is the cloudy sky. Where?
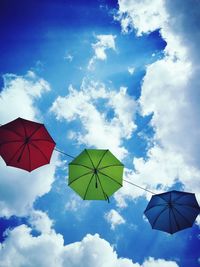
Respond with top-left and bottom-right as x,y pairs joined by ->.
0,0 -> 200,266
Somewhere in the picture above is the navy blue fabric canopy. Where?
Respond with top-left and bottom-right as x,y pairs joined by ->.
144,190 -> 200,234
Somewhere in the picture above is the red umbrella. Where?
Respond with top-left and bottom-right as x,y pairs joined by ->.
0,117 -> 56,172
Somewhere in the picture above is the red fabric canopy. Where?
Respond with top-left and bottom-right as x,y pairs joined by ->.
0,118 -> 56,172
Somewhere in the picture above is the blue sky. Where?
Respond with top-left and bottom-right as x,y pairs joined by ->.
0,1 -> 200,267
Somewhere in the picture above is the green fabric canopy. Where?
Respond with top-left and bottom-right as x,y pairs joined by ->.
68,149 -> 124,201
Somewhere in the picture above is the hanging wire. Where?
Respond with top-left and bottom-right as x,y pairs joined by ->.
54,146 -> 155,195
54,147 -> 75,159
1,122 -> 156,195
123,179 -> 156,195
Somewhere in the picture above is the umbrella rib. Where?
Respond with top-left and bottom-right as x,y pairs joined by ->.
29,143 -> 49,163
68,171 -> 94,186
157,195 -> 169,203
172,206 -> 193,226
0,140 -> 23,146
29,124 -> 43,139
175,203 -> 200,210
169,192 -> 173,234
83,173 -> 95,200
85,149 -> 95,169
98,164 -> 123,170
172,193 -> 200,210
144,203 -> 167,213
17,143 -> 27,162
7,143 -> 25,165
27,144 -> 31,171
171,208 -> 181,232
69,163 -> 93,170
20,118 -> 28,137
98,170 -> 122,187
30,138 -> 55,143
152,206 -> 169,229
173,193 -> 189,203
96,173 -> 109,202
96,149 -> 109,169
169,209 -> 173,234
0,126 -> 23,138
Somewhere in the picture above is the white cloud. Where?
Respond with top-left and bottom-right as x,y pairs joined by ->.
143,257 -> 179,267
65,194 -> 90,213
0,224 -> 64,267
88,34 -> 116,70
128,67 -> 135,75
93,34 -> 116,60
0,223 -> 179,267
114,0 -> 200,207
116,0 -> 168,35
115,144 -> 200,208
50,79 -> 137,160
195,216 -> 200,228
64,53 -> 73,62
0,154 -> 59,218
0,72 -> 59,217
105,209 -> 125,230
0,72 -> 50,123
28,210 -> 54,234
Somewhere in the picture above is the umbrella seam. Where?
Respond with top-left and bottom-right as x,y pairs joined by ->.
96,149 -> 109,169
83,173 -> 95,200
174,192 -> 195,202
144,203 -> 167,213
20,118 -> 28,138
0,126 -> 24,138
98,164 -> 124,170
0,140 -> 23,146
98,170 -> 122,187
7,143 -> 25,165
169,209 -> 172,234
69,163 -> 93,170
30,138 -> 55,143
171,208 -> 181,232
29,143 -> 50,163
175,203 -> 200,210
96,172 -> 109,201
157,195 -> 169,203
85,149 -> 96,169
151,206 -> 169,229
27,144 -> 31,171
172,206 -> 194,226
29,124 -> 43,139
173,193 -> 192,203
68,171 -> 94,186
17,143 -> 27,162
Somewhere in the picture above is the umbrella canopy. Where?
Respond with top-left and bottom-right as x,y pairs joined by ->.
68,149 -> 124,201
0,117 -> 56,172
144,190 -> 200,234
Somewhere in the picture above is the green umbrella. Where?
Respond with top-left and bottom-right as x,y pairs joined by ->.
68,149 -> 124,201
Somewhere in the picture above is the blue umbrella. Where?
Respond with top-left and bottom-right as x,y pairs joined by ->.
144,190 -> 200,234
